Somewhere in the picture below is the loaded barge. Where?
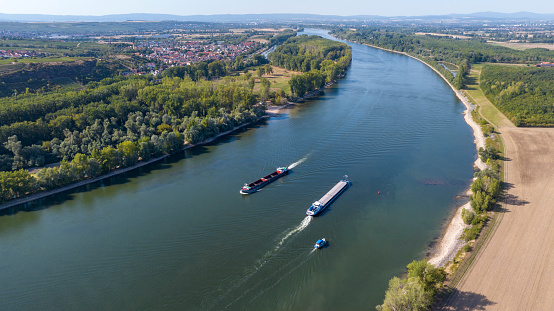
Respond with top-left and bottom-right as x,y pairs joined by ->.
306,176 -> 350,216
240,167 -> 289,194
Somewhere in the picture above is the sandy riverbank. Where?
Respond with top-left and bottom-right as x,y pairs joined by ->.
416,56 -> 487,268
265,103 -> 295,115
348,41 -> 487,267
264,80 -> 337,116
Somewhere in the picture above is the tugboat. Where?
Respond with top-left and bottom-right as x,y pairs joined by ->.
314,238 -> 326,249
306,176 -> 350,216
240,166 -> 289,194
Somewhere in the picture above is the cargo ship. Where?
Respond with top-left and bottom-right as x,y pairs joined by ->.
240,166 -> 289,194
306,176 -> 350,216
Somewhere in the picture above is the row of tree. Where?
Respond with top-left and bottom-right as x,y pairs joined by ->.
162,55 -> 269,81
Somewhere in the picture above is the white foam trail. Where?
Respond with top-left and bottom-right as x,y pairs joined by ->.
204,216 -> 313,310
288,156 -> 308,169
275,216 -> 312,250
222,244 -> 318,310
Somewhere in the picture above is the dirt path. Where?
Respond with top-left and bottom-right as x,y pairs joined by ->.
442,127 -> 554,310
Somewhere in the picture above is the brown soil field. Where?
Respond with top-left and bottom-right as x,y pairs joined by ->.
487,41 -> 554,51
415,32 -> 472,39
442,127 -> 554,310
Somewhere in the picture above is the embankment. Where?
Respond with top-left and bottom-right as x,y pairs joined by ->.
0,119 -> 263,211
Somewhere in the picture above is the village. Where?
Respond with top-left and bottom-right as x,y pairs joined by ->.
137,40 -> 260,66
0,49 -> 45,59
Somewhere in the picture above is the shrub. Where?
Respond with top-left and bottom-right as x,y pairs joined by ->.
461,208 -> 475,225
461,222 -> 483,241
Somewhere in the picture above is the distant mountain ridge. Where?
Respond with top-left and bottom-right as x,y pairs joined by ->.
0,12 -> 553,23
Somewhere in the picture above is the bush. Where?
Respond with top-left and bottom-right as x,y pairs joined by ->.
461,214 -> 489,242
461,208 -> 475,225
471,214 -> 488,226
461,222 -> 484,241
478,146 -> 500,162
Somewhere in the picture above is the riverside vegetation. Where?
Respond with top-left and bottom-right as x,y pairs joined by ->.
269,35 -> 351,99
330,27 -> 511,309
331,28 -> 554,127
0,33 -> 351,205
480,65 -> 554,126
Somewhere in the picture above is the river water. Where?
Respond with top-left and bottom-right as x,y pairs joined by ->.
0,29 -> 476,310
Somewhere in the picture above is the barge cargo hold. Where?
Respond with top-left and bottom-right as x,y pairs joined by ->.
240,167 -> 289,194
306,176 -> 350,216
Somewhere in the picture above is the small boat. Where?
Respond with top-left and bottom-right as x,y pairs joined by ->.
306,176 -> 350,216
240,166 -> 289,194
314,238 -> 326,249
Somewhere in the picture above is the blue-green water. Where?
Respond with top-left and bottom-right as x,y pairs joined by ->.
0,29 -> 475,310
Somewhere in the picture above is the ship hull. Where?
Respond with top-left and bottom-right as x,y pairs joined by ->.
240,168 -> 289,194
306,179 -> 350,216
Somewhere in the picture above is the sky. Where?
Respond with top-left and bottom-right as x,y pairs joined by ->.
1,0 -> 553,17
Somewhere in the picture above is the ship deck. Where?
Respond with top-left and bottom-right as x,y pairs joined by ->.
318,181 -> 348,206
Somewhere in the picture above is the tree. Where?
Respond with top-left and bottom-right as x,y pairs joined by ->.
462,208 -> 475,225
117,141 -> 140,167
263,64 -> 273,76
4,135 -> 23,170
376,277 -> 432,311
406,260 -> 445,294
478,146 -> 500,162
91,146 -> 120,173
72,153 -> 91,178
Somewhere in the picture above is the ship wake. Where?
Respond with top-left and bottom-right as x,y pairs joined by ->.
274,216 -> 312,250
203,216 -> 313,310
288,155 -> 309,169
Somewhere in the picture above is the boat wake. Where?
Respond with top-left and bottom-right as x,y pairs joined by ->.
288,155 -> 308,169
202,216 -> 313,310
227,249 -> 317,309
274,216 -> 312,250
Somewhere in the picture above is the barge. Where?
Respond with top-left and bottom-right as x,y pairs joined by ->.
306,176 -> 350,216
240,166 -> 289,194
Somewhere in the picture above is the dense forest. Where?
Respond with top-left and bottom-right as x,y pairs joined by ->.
269,35 -> 351,97
0,72 -> 262,203
480,66 -> 554,126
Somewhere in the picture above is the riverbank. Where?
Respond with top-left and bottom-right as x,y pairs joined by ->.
342,40 -> 487,267
0,119 -> 263,211
265,80 -> 338,115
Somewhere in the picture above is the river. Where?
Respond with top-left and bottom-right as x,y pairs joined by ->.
0,29 -> 476,310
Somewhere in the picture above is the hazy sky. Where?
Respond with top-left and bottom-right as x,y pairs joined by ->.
1,0 -> 553,16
